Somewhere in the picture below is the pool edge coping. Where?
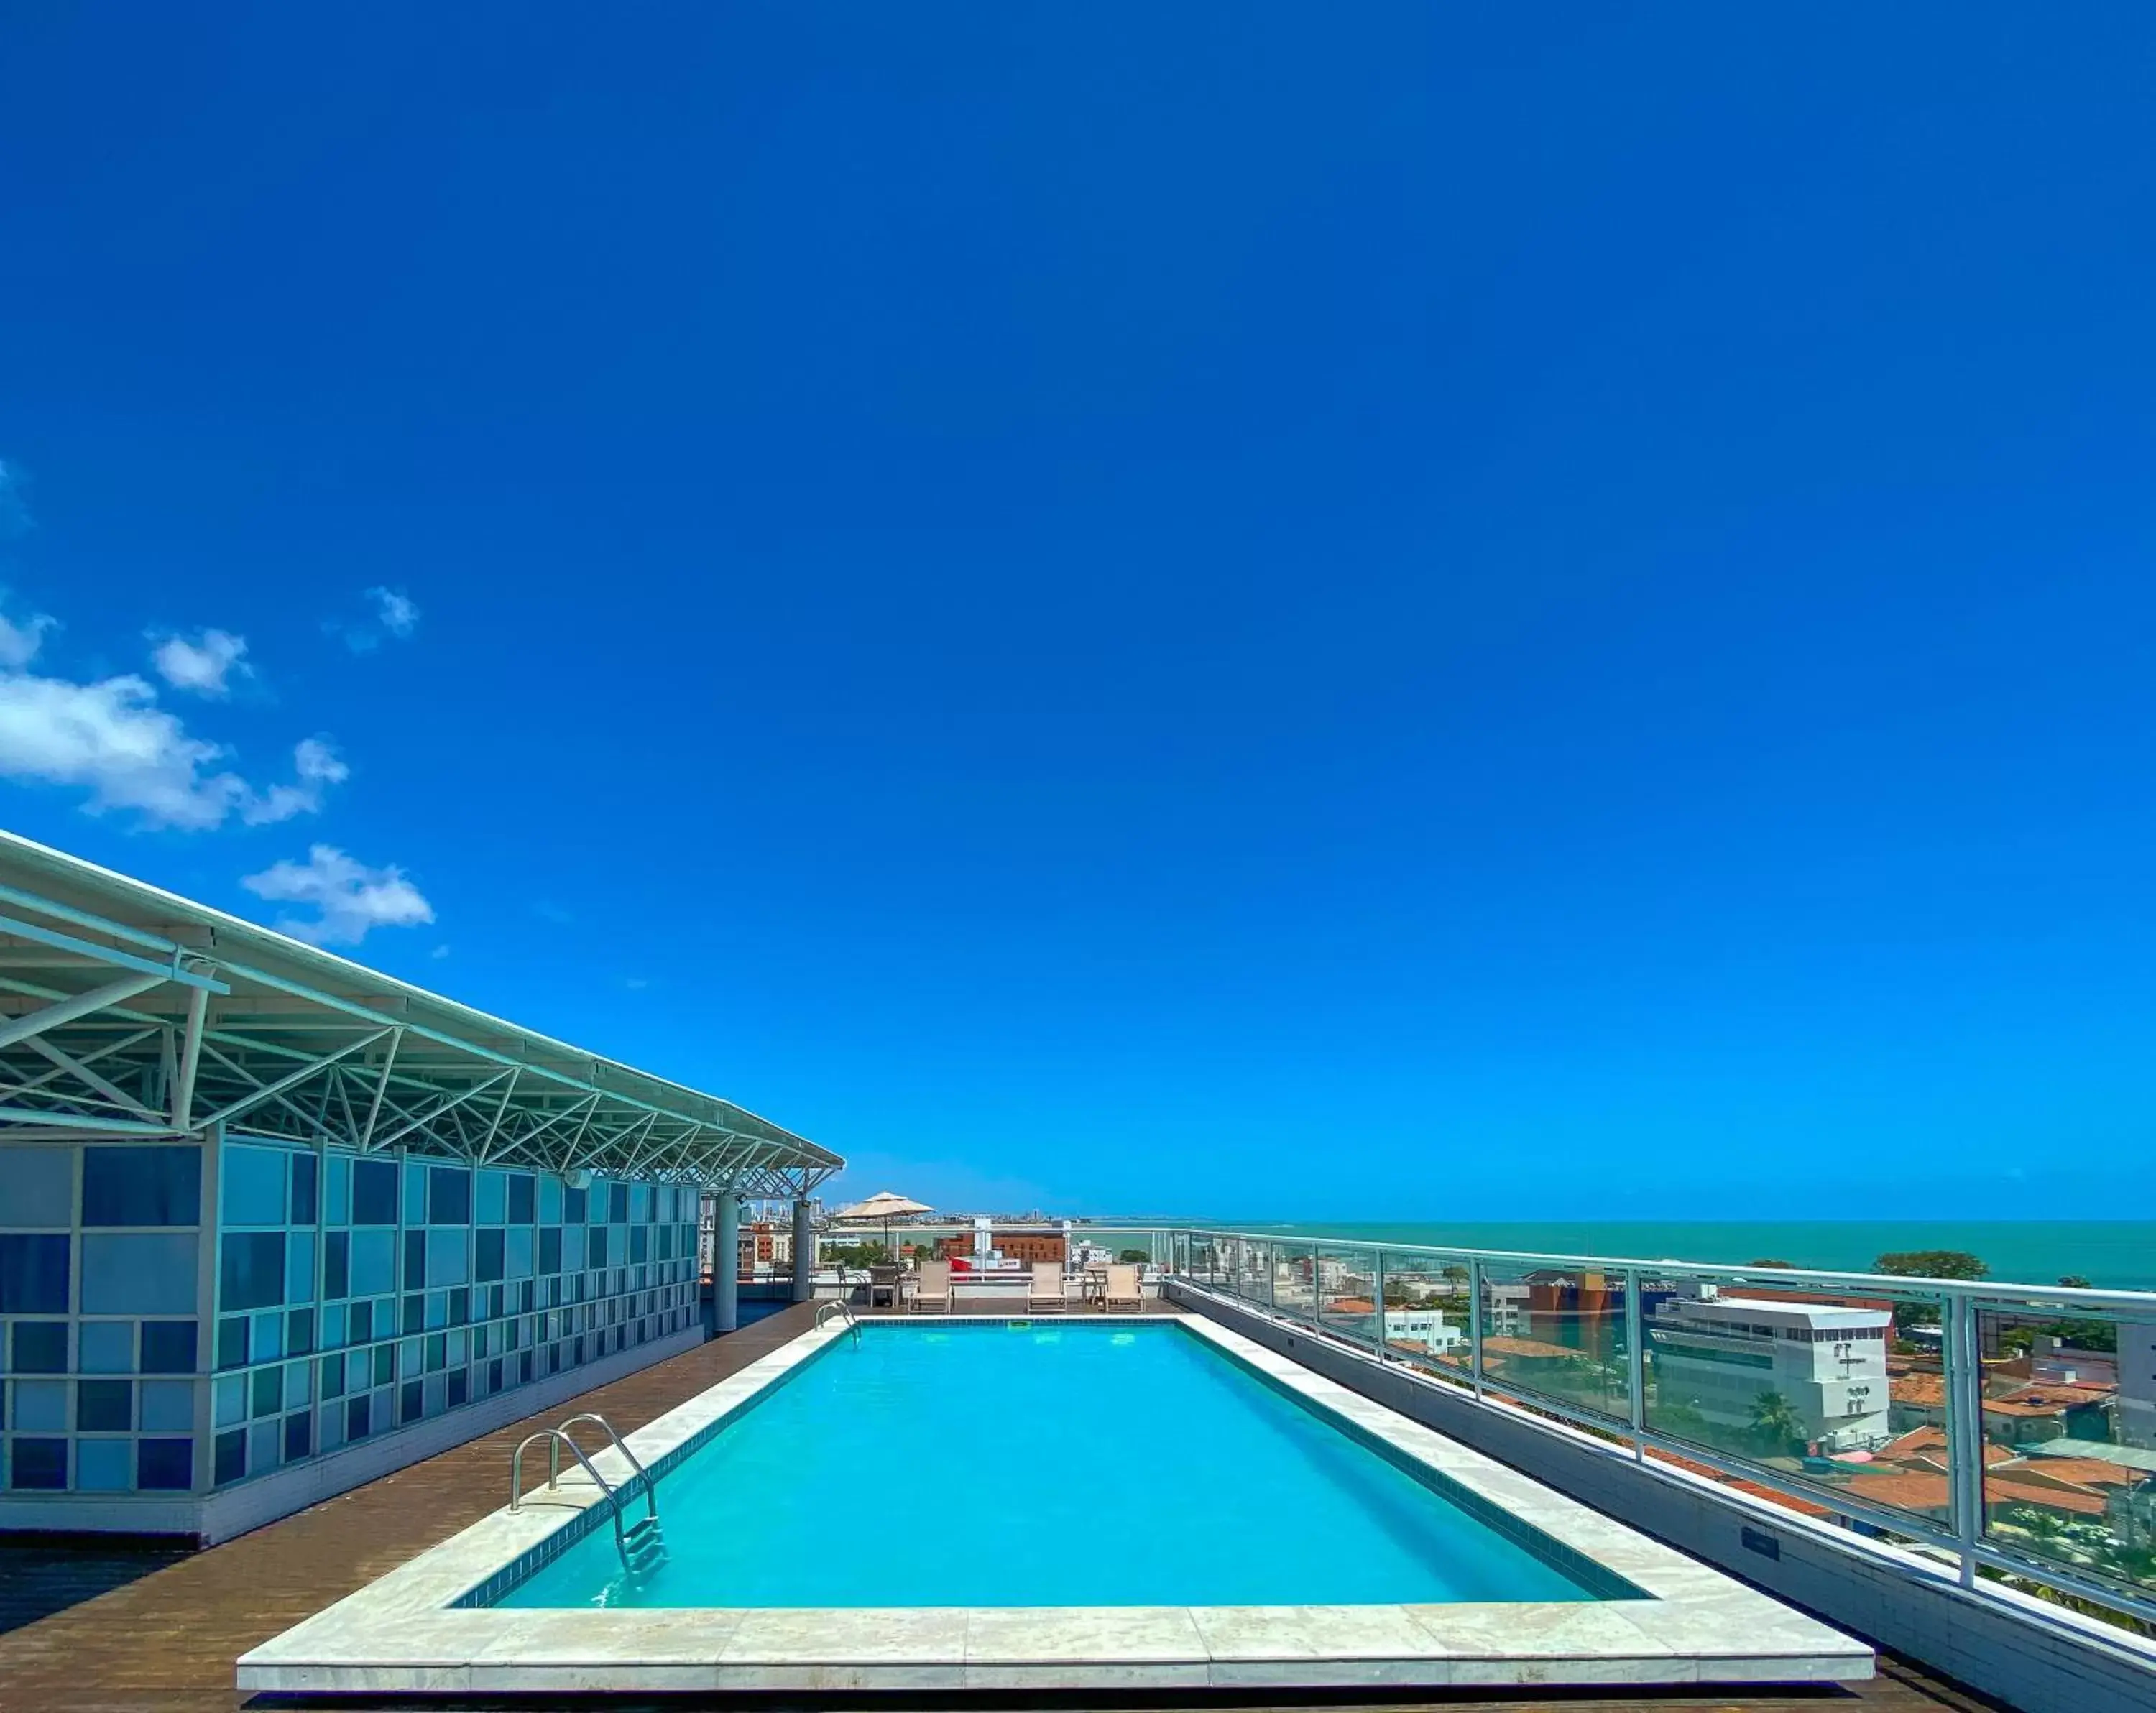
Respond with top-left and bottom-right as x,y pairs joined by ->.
236,1311 -> 1875,1693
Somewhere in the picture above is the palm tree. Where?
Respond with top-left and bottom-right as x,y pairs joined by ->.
1748,1389 -> 1805,1454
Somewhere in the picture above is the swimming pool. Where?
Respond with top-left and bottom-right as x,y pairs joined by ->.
501,1321 -> 1615,1609
239,1311 -> 1872,1694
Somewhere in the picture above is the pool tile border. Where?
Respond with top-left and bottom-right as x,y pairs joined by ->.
238,1312 -> 1873,1694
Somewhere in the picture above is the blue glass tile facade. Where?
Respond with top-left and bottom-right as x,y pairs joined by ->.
1,1136 -> 701,1496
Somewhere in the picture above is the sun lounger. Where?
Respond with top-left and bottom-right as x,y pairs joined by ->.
912,1259 -> 953,1313
1028,1260 -> 1067,1313
1102,1262 -> 1143,1313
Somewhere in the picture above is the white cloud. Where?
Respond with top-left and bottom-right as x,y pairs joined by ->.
150,628 -> 250,697
429,943 -> 451,960
369,586 -> 419,637
0,605 -> 345,830
240,736 -> 349,826
0,607 -> 55,670
334,586 -> 420,653
241,845 -> 434,946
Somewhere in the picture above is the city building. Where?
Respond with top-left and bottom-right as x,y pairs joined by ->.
1382,1303 -> 1465,1353
1650,1293 -> 1893,1452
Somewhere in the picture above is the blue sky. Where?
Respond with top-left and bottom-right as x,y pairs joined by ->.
3,6 -> 2153,1220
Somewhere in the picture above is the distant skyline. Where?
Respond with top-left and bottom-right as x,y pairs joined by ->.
4,6 -> 2155,1219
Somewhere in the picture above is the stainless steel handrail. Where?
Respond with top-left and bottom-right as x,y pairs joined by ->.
814,1298 -> 860,1341
507,1427 -> 635,1570
557,1412 -> 658,1526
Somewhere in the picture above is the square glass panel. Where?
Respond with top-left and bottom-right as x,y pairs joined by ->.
83,1233 -> 198,1315
11,1321 -> 66,1373
79,1321 -> 135,1374
78,1378 -> 132,1431
428,1166 -> 471,1226
0,1234 -> 70,1315
82,1145 -> 201,1227
138,1437 -> 193,1490
0,1149 -> 75,1227
218,1232 -> 285,1313
8,1438 -> 66,1489
351,1159 -> 397,1225
220,1144 -> 287,1227
141,1378 -> 194,1431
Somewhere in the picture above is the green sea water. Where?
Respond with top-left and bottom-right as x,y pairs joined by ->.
1205,1221 -> 2156,1292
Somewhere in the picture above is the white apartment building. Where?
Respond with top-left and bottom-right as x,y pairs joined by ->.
1483,1282 -> 1531,1339
1381,1305 -> 1465,1353
1651,1294 -> 1893,1452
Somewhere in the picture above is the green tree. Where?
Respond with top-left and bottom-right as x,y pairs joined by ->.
1874,1250 -> 1988,1280
1746,1258 -> 1796,1269
1747,1389 -> 1806,1455
1874,1250 -> 1986,1332
1118,1247 -> 1149,1264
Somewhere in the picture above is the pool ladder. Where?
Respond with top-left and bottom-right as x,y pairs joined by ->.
815,1298 -> 861,1342
509,1411 -> 665,1576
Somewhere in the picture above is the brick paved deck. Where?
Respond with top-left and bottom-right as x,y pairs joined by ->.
0,1299 -> 1994,1712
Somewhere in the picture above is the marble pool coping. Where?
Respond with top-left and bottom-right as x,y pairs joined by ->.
237,1312 -> 1874,1693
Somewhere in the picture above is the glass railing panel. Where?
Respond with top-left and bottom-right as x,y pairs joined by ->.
1266,1244 -> 1318,1325
1639,1268 -> 1955,1536
1475,1261 -> 1631,1422
1975,1301 -> 2156,1601
1233,1237 -> 1270,1303
1376,1248 -> 1473,1385
1316,1245 -> 1378,1347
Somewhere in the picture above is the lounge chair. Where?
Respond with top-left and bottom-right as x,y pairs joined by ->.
1028,1260 -> 1068,1313
1102,1262 -> 1143,1313
912,1259 -> 953,1313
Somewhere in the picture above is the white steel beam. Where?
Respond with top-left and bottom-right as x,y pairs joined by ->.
24,1034 -> 160,1120
369,1068 -> 515,1153
358,1029 -> 404,1150
195,1028 -> 394,1130
0,971 -> 170,1051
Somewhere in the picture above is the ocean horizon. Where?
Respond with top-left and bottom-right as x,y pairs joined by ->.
1163,1219 -> 2156,1293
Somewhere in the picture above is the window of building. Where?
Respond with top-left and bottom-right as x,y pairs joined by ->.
0,1234 -> 70,1314
81,1145 -> 201,1227
428,1166 -> 471,1226
77,1379 -> 132,1432
137,1438 -> 193,1490
351,1159 -> 397,1225
9,1439 -> 68,1489
9,1320 -> 67,1372
220,1232 -> 286,1312
221,1145 -> 287,1227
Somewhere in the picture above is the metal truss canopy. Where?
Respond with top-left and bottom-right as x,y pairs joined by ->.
0,833 -> 840,1197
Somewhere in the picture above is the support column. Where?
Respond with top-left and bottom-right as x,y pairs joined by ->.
714,1190 -> 740,1334
791,1198 -> 814,1302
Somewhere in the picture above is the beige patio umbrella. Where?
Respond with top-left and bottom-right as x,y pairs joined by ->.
831,1190 -> 935,1264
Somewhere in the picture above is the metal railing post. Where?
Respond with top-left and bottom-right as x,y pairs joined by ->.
1946,1291 -> 1984,1587
1469,1257 -> 1486,1400
1624,1265 -> 1645,1459
1373,1247 -> 1388,1360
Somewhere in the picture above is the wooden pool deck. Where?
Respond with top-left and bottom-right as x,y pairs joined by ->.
0,1298 -> 1996,1712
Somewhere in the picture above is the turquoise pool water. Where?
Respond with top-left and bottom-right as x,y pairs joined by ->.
497,1322 -> 1609,1608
